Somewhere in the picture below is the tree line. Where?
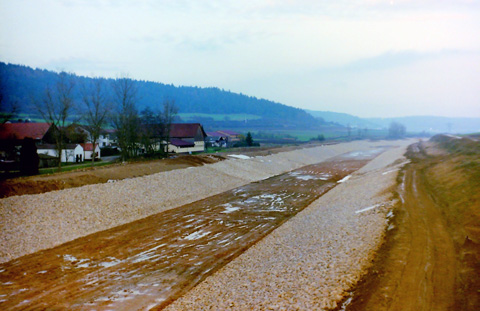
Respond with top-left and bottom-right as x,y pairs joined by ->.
1,62 -> 321,129
32,71 -> 178,169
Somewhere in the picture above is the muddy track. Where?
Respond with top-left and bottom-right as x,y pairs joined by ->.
343,155 -> 459,310
0,158 -> 367,310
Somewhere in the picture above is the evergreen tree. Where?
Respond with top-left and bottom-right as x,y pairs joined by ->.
246,132 -> 253,146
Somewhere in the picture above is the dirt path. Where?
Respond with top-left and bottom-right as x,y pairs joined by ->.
343,147 -> 459,310
0,157 -> 366,310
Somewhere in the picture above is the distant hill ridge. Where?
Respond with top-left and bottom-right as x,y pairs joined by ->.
0,62 -> 320,130
307,110 -> 480,134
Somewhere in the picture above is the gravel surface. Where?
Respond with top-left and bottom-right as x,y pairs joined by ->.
165,141 -> 413,310
0,140 -> 410,263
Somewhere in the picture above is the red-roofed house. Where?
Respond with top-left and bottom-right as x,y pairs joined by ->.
80,143 -> 101,160
216,130 -> 242,144
0,122 -> 56,160
0,123 -> 53,142
168,123 -> 206,153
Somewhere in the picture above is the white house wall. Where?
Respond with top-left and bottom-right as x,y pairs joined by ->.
84,145 -> 101,160
37,146 -> 84,163
37,149 -> 57,158
168,141 -> 205,154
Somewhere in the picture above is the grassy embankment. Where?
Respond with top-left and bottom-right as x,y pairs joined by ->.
337,135 -> 480,311
416,135 -> 480,309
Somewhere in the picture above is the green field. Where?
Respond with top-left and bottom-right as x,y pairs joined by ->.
247,128 -> 390,142
179,113 -> 261,122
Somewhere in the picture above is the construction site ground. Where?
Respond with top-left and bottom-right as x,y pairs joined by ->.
341,137 -> 480,311
2,138 -> 478,310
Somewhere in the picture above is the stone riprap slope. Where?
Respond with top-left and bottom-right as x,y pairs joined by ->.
165,142 -> 412,310
0,140 -> 410,263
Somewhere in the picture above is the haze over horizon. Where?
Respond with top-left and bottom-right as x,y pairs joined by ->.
1,0 -> 479,119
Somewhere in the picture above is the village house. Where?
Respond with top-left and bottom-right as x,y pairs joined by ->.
0,122 -> 103,164
80,143 -> 101,160
215,130 -> 242,146
0,122 -> 53,143
37,143 -> 84,163
0,122 -> 54,159
168,123 -> 207,154
98,129 -> 117,147
205,131 -> 228,148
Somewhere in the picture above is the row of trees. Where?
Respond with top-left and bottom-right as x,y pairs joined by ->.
34,72 -> 178,169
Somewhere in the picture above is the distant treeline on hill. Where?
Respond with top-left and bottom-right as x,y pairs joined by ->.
0,62 -> 323,130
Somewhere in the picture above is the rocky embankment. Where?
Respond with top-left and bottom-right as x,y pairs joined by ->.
0,140 -> 411,268
165,143 -> 412,310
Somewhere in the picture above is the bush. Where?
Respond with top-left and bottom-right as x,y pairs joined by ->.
101,146 -> 120,156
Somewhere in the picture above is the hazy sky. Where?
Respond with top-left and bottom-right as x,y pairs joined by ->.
1,0 -> 479,118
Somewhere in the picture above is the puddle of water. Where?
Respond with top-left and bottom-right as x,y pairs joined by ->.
183,230 -> 210,241
337,175 -> 351,183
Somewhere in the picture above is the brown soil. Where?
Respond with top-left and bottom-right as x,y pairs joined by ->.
0,143 -> 324,199
340,139 -> 480,311
0,154 -> 225,198
0,157 -> 364,310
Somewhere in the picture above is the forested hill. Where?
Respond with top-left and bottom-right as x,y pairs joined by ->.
0,62 -> 321,130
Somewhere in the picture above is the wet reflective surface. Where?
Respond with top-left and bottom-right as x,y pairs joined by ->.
0,157 -> 372,310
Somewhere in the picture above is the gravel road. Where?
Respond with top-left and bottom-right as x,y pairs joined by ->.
0,140 -> 411,266
164,141 -> 413,310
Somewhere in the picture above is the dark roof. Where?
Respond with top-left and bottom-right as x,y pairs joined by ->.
101,128 -> 116,134
38,143 -> 81,150
217,130 -> 241,136
170,138 -> 195,147
36,144 -> 56,150
0,123 -> 52,140
206,131 -> 227,137
38,153 -> 57,159
170,123 -> 206,138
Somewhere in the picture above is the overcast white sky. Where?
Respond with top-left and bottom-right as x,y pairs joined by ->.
1,0 -> 479,118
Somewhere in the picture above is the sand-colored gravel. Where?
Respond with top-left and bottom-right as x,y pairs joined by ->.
0,140 -> 411,264
164,141 -> 413,310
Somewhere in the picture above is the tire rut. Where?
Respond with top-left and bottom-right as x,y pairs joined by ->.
343,162 -> 458,311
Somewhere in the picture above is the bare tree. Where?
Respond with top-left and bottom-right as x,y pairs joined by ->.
111,76 -> 139,161
140,106 -> 158,155
82,78 -> 109,165
159,99 -> 178,157
35,71 -> 76,169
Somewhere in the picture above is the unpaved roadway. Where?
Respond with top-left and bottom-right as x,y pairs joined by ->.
342,140 -> 478,311
343,162 -> 456,310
